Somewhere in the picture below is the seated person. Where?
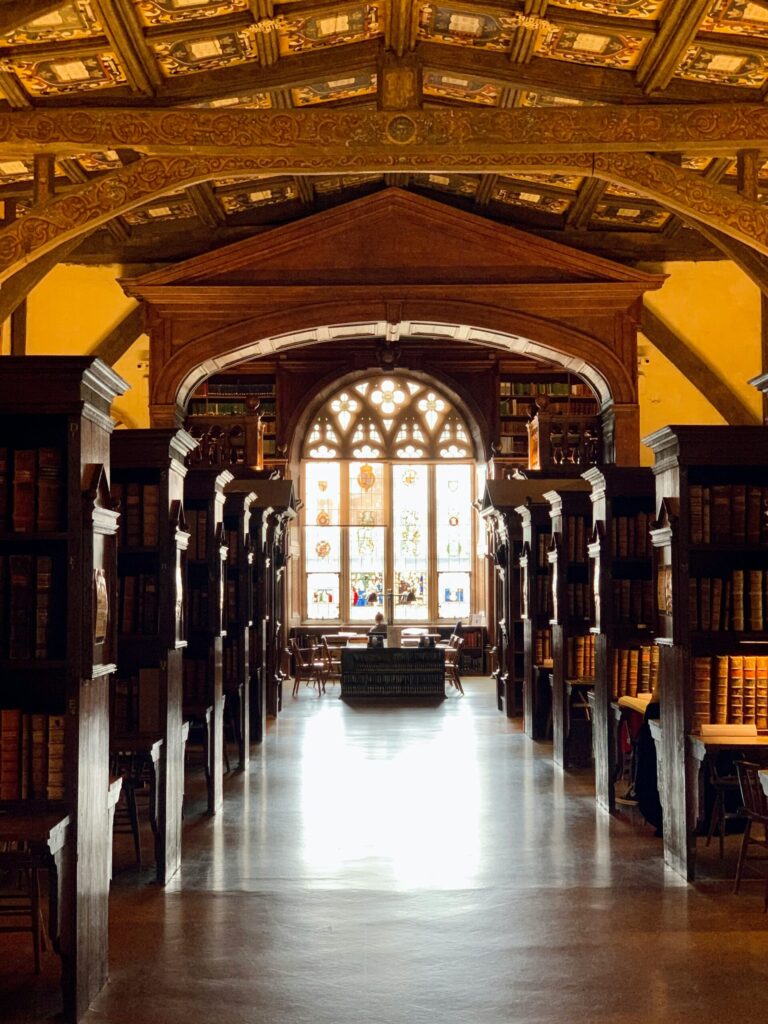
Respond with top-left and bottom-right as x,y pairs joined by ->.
368,611 -> 387,636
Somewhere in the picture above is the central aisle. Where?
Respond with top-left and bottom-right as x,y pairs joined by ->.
87,681 -> 768,1024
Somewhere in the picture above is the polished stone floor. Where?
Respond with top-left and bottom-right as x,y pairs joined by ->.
4,679 -> 768,1023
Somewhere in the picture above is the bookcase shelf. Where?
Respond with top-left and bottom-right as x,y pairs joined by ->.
583,466 -> 656,813
223,489 -> 256,770
185,373 -> 278,472
111,428 -> 196,887
544,485 -> 593,770
644,424 -> 768,882
0,357 -> 127,1021
183,467 -> 233,816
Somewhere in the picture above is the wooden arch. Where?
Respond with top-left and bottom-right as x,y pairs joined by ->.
122,189 -> 665,465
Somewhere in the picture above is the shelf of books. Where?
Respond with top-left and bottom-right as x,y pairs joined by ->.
111,428 -> 195,885
185,374 -> 277,473
0,357 -> 127,1020
545,485 -> 593,769
518,497 -> 556,740
230,480 -> 297,737
583,467 -> 656,812
183,468 -> 233,815
494,374 -> 599,478
644,425 -> 768,881
222,489 -> 256,770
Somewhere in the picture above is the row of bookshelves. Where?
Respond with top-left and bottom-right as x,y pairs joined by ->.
187,399 -> 276,418
609,513 -> 653,559
0,446 -> 64,533
612,578 -> 655,627
120,574 -> 159,636
499,380 -> 593,398
185,509 -> 209,560
111,482 -> 160,548
534,628 -> 552,665
564,582 -> 591,620
692,654 -> 768,730
0,708 -> 64,801
1,553 -> 62,660
688,570 -> 768,632
610,644 -> 659,700
198,380 -> 275,398
565,634 -> 595,681
689,483 -> 768,545
112,669 -> 162,736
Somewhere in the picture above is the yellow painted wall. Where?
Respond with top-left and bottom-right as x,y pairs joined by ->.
637,260 -> 762,463
25,263 -> 150,428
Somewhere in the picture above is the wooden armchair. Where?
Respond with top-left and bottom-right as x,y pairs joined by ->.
445,636 -> 465,696
321,636 -> 343,689
289,639 -> 326,697
734,761 -> 768,910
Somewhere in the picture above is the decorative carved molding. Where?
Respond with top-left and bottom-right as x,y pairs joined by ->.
1,105 -> 768,157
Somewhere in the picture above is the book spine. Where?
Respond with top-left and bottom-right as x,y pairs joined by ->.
12,449 -> 36,533
46,714 -> 65,800
0,707 -> 21,800
36,446 -> 63,531
692,657 -> 711,733
34,554 -> 53,658
9,553 -> 34,658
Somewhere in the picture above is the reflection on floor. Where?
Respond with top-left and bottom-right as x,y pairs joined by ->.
4,679 -> 768,1023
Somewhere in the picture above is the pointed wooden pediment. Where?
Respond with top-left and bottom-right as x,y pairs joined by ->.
123,188 -> 665,294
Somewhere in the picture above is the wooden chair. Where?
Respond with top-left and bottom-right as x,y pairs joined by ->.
321,636 -> 343,689
445,636 -> 464,695
733,761 -> 768,910
705,755 -> 744,859
289,639 -> 326,697
0,845 -> 48,974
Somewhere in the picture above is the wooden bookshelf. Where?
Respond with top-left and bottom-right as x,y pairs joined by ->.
185,373 -> 278,473
493,373 -> 599,478
183,467 -> 232,815
583,466 -> 656,813
246,480 -> 298,737
644,425 -> 768,881
111,428 -> 195,884
544,484 -> 593,769
222,489 -> 256,770
0,357 -> 127,1020
517,498 -> 555,740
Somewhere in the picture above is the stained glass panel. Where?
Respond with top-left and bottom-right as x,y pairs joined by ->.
349,461 -> 386,525
438,571 -> 471,619
436,464 -> 472,571
307,572 -> 339,620
304,461 -> 340,525
304,526 -> 340,572
393,463 -> 428,621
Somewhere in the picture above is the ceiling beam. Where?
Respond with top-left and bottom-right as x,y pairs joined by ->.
3,104 -> 768,159
635,0 -> 713,95
186,182 -> 226,228
90,0 -> 161,97
386,1 -> 418,58
58,156 -> 132,242
566,178 -> 606,231
91,305 -> 145,367
640,305 -> 759,425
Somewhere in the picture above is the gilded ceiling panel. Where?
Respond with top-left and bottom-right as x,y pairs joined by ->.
292,74 -> 377,106
417,4 -> 520,50
125,199 -> 197,224
278,5 -> 383,55
3,52 -> 127,95
414,172 -> 477,196
492,183 -> 571,215
423,72 -> 500,105
549,0 -> 665,17
132,0 -> 249,27
604,181 -> 643,197
674,43 -> 768,87
219,181 -> 298,212
0,160 -> 32,184
592,202 -> 669,228
73,150 -> 124,173
152,28 -> 259,76
535,26 -> 651,68
1,2 -> 102,46
518,90 -> 597,107
702,1 -> 768,38
513,172 -> 584,191
190,92 -> 272,108
314,174 -> 382,194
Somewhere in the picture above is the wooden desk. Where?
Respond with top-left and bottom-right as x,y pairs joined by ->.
341,647 -> 445,701
0,806 -> 71,954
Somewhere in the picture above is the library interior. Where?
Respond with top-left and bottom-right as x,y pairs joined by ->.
2,1 -> 768,1022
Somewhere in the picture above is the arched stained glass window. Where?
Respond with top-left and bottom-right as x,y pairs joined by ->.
301,376 -> 476,624
303,375 -> 472,461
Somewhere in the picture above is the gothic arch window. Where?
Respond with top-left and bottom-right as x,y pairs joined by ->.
301,375 -> 476,623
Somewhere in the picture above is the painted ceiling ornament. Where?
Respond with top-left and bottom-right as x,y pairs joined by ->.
357,462 -> 376,491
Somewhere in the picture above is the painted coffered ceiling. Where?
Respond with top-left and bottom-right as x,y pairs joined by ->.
2,0 -> 768,266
